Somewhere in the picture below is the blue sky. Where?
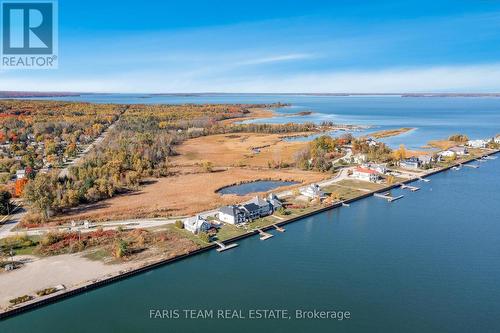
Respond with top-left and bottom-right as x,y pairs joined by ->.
2,0 -> 500,93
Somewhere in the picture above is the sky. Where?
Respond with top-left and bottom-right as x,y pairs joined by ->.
2,0 -> 500,93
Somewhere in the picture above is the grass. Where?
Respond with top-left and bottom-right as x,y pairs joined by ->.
215,224 -> 247,242
336,179 -> 385,192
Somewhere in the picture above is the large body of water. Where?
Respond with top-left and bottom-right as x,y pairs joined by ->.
1,94 -> 500,332
11,93 -> 500,149
2,154 -> 499,332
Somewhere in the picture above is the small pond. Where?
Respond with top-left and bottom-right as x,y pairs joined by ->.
217,180 -> 299,196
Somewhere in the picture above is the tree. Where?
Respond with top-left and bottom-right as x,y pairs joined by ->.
198,231 -> 210,243
0,189 -> 12,215
175,220 -> 184,229
23,173 -> 56,219
393,144 -> 407,161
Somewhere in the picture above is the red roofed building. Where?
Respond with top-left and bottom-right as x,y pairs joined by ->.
352,167 -> 380,183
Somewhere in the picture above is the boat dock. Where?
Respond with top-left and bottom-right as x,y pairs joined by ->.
419,177 -> 430,182
257,229 -> 274,240
273,224 -> 285,232
464,164 -> 479,169
374,192 -> 404,202
342,202 -> 350,207
484,155 -> 497,160
400,184 -> 420,192
214,241 -> 238,252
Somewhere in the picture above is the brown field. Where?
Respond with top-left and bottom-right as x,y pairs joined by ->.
52,168 -> 327,223
219,107 -> 275,125
425,140 -> 457,150
173,132 -> 311,168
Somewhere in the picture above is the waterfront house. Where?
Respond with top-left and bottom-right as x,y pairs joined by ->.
300,184 -> 325,199
267,193 -> 283,211
400,157 -> 420,169
418,154 -> 434,166
352,167 -> 380,182
245,196 -> 272,216
467,139 -> 488,149
218,205 -> 247,224
450,146 -> 468,156
184,215 -> 212,234
494,136 -> 500,144
240,203 -> 261,221
363,163 -> 387,174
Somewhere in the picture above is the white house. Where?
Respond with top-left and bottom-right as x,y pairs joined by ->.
218,205 -> 247,224
467,139 -> 488,149
418,154 -> 434,166
449,146 -> 468,156
400,157 -> 420,169
16,169 -> 26,179
300,184 -> 325,199
494,136 -> 500,144
184,215 -> 212,234
353,154 -> 367,164
363,163 -> 387,174
352,167 -> 380,182
438,150 -> 455,159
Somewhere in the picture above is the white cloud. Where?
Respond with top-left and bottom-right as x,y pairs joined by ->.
2,63 -> 500,93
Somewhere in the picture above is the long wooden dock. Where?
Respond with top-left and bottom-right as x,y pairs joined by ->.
257,229 -> 274,240
273,224 -> 285,232
464,164 -> 479,169
214,241 -> 238,252
374,192 -> 404,202
400,184 -> 420,192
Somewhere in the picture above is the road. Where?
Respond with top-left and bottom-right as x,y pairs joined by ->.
59,122 -> 118,178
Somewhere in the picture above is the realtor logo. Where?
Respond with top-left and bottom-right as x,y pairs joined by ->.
1,0 -> 58,68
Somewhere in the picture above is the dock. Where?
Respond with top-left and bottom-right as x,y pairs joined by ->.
374,192 -> 404,202
273,224 -> 285,232
483,155 -> 497,160
214,241 -> 238,252
464,164 -> 479,169
342,202 -> 350,207
400,184 -> 420,192
418,177 -> 430,183
257,229 -> 274,240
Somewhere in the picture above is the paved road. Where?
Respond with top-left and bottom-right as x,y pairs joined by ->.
0,205 -> 25,239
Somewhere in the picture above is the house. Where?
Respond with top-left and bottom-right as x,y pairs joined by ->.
449,146 -> 468,156
352,167 -> 380,182
494,136 -> 500,144
218,205 -> 247,224
267,193 -> 283,211
300,184 -> 325,199
16,169 -> 26,180
363,163 -> 387,174
245,196 -> 272,216
418,154 -> 434,166
352,154 -> 367,164
467,139 -> 488,149
240,203 -> 261,220
400,157 -> 420,169
184,215 -> 212,234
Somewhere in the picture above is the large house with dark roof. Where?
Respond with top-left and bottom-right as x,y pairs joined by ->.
217,195 -> 283,224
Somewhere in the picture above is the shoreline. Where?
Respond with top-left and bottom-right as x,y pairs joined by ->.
1,148 -> 498,320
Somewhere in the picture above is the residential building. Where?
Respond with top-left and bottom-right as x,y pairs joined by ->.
218,205 -> 247,224
184,215 -> 212,234
494,136 -> 500,144
300,184 -> 325,199
363,163 -> 387,174
400,157 -> 420,169
418,154 -> 434,166
16,169 -> 26,180
467,139 -> 488,148
449,146 -> 468,156
352,167 -> 380,182
352,154 -> 367,164
267,193 -> 283,211
240,203 -> 261,220
245,196 -> 272,216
